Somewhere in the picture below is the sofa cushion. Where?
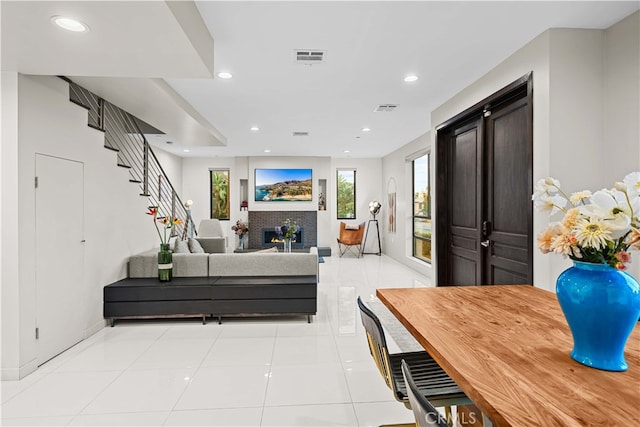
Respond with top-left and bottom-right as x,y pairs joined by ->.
173,253 -> 209,277
209,249 -> 318,277
128,249 -> 157,278
129,250 -> 208,278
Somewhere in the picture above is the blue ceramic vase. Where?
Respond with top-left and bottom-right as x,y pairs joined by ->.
556,261 -> 640,371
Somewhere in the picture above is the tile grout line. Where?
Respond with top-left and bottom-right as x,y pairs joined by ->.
161,323 -> 225,426
258,324 -> 279,426
68,325 -> 173,424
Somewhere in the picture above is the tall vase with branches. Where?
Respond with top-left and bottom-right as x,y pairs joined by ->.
146,206 -> 182,281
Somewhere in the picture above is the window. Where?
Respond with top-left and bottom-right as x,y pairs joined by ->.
337,169 -> 356,219
413,153 -> 431,263
210,169 -> 230,220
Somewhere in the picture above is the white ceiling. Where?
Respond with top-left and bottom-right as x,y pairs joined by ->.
3,1 -> 639,159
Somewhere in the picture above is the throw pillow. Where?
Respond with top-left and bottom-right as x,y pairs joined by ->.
174,238 -> 190,254
345,223 -> 360,230
188,238 -> 205,253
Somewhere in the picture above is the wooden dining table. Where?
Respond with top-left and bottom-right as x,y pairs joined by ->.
376,285 -> 640,427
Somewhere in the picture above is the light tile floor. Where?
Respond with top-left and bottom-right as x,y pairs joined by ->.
1,254 -> 431,426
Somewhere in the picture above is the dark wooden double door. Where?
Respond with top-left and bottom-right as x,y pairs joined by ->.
436,74 -> 533,286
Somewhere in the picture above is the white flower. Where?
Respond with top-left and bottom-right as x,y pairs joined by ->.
534,194 -> 567,216
532,178 -> 559,201
574,217 -> 613,250
614,182 -> 627,192
569,190 -> 592,205
544,177 -> 561,189
578,205 -> 630,241
591,190 -> 640,231
623,171 -> 640,198
533,172 -> 640,269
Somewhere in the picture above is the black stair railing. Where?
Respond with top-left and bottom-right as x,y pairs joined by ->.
66,79 -> 190,239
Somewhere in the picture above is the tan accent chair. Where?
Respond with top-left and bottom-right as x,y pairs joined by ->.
196,219 -> 227,253
337,221 -> 365,257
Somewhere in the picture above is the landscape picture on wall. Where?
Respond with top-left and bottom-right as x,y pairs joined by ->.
255,168 -> 313,201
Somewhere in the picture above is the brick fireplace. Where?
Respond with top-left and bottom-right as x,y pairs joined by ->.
248,211 -> 317,250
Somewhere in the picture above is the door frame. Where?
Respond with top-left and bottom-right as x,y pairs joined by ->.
35,153 -> 85,365
435,72 -> 533,286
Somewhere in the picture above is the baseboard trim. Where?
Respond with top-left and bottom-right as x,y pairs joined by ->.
84,318 -> 108,339
1,358 -> 38,381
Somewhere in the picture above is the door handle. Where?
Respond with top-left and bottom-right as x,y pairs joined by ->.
481,240 -> 490,248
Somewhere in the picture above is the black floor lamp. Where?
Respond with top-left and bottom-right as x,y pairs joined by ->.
363,201 -> 381,256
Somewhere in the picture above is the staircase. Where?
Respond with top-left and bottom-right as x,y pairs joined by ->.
63,77 -> 191,239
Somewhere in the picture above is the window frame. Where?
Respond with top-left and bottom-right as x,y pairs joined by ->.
336,168 -> 357,220
412,152 -> 431,263
209,169 -> 230,220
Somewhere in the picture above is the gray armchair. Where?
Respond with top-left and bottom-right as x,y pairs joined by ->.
196,219 -> 227,253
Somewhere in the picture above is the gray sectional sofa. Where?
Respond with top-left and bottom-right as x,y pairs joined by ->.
128,248 -> 318,278
104,248 -> 319,325
128,250 -> 210,277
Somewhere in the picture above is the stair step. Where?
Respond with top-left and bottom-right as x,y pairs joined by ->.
69,98 -> 91,111
117,163 -> 132,169
140,193 -> 151,197
88,123 -> 105,133
104,145 -> 119,152
129,179 -> 142,184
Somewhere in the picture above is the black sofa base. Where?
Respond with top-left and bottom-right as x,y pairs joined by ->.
104,276 -> 317,325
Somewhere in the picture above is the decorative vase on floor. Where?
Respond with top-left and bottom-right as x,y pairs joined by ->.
158,243 -> 173,282
283,238 -> 292,253
238,235 -> 245,250
556,261 -> 640,371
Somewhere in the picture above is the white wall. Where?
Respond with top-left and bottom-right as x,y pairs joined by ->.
604,11 -> 640,177
249,156 -> 334,249
604,12 -> 640,280
430,14 -> 640,290
330,157 -> 383,255
1,75 -> 158,379
180,155 -> 382,253
431,29 -> 552,289
381,132 -> 432,278
152,146 -> 183,198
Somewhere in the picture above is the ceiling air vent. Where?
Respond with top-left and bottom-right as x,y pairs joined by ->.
292,131 -> 309,137
295,50 -> 325,64
374,104 -> 398,112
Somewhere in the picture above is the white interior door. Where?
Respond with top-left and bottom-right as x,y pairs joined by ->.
35,154 -> 84,365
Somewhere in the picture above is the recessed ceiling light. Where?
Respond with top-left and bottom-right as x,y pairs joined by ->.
264,149 -> 271,153
183,149 -> 190,153
217,72 -> 233,79
51,16 -> 89,32
361,127 -> 371,132
404,75 -> 419,82
344,150 -> 351,153
250,126 -> 260,132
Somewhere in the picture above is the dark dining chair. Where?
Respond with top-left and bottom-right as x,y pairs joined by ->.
357,296 -> 471,425
401,359 -> 449,427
